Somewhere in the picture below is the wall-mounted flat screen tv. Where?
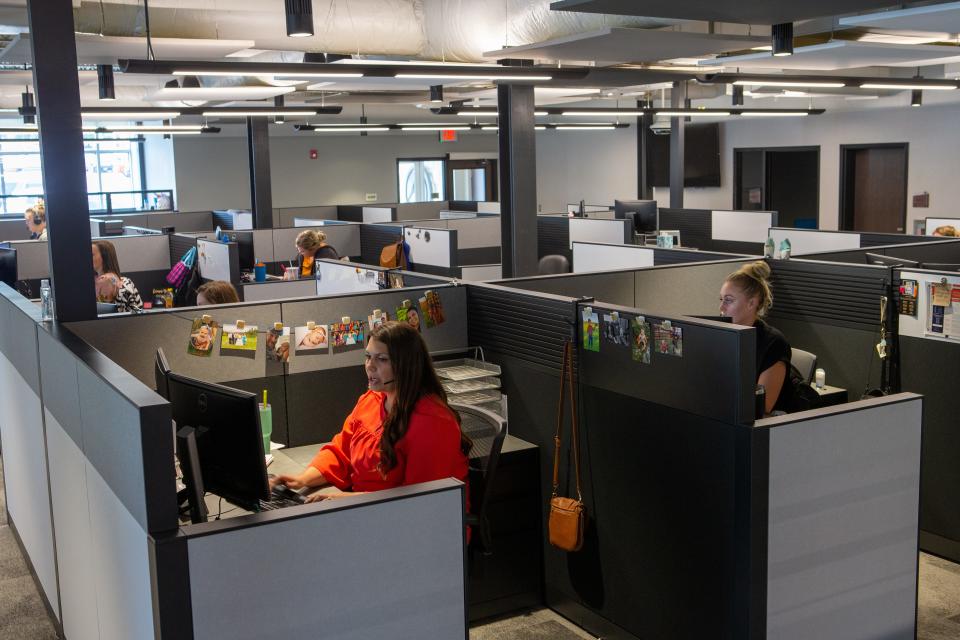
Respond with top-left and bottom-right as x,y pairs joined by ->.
647,122 -> 721,188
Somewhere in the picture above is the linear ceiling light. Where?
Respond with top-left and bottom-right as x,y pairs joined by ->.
860,82 -> 956,90
656,111 -> 731,117
314,127 -> 390,133
202,110 -> 317,117
84,124 -> 203,131
395,73 -> 553,81
401,125 -> 471,131
740,111 -> 809,117
81,111 -> 182,119
771,23 -> 794,57
285,0 -> 313,38
562,110 -> 645,116
172,70 -> 363,78
454,109 -> 549,116
97,64 -> 115,101
732,80 -> 846,88
553,125 -> 617,130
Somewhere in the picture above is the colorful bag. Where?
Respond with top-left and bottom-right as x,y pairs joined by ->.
166,246 -> 197,289
548,340 -> 586,552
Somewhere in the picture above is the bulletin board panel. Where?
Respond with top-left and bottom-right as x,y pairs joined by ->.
315,260 -> 382,296
568,218 -> 630,249
196,239 -> 233,282
898,269 -> 960,341
711,210 -> 774,244
405,227 -> 455,268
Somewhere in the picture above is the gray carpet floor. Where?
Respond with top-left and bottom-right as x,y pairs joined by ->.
0,455 -> 957,639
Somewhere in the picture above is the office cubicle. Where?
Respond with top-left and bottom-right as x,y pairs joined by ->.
0,282 -> 470,639
658,208 -> 777,254
768,226 -> 945,256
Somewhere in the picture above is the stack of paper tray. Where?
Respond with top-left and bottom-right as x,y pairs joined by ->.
436,359 -> 503,408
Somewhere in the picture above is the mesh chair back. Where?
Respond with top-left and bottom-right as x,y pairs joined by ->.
790,348 -> 817,384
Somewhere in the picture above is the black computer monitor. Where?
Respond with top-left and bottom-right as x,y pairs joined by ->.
166,371 -> 269,514
154,348 -> 171,399
0,245 -> 16,288
864,252 -> 920,268
225,230 -> 255,270
615,200 -> 658,233
920,262 -> 960,272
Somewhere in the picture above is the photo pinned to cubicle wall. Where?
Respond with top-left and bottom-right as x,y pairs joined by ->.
417,291 -> 445,329
397,304 -> 422,332
368,310 -> 389,330
332,321 -> 365,347
187,318 -> 219,357
602,314 -> 629,347
582,309 -> 600,353
654,322 -> 683,357
221,324 -> 258,352
266,326 -> 291,363
630,318 -> 651,364
295,325 -> 329,352
388,273 -> 405,289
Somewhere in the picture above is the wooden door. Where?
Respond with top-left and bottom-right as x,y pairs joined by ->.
841,145 -> 907,233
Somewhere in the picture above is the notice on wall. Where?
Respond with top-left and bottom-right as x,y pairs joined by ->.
925,283 -> 960,339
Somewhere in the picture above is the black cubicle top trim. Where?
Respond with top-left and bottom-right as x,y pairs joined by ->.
495,253 -> 751,286
799,237 -> 960,261
753,392 -> 922,430
179,478 -> 465,538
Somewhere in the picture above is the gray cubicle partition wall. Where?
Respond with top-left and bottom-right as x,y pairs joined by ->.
652,246 -> 752,266
537,215 -> 571,262
0,217 -> 34,241
896,268 -> 960,563
766,259 -> 892,396
0,286 -> 60,627
271,223 -> 362,262
274,205 -> 338,228
758,395 -> 922,640
396,201 -> 447,221
659,207 -> 775,254
799,237 -> 960,265
404,226 -> 459,277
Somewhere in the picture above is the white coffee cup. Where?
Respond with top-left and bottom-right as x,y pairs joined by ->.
814,368 -> 826,389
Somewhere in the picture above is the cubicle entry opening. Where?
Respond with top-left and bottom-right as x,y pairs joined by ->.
446,158 -> 498,202
840,143 -> 908,234
734,146 -> 819,228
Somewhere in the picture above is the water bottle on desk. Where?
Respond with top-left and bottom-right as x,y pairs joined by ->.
40,279 -> 53,321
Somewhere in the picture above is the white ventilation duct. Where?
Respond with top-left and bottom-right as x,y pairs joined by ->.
71,0 -> 678,63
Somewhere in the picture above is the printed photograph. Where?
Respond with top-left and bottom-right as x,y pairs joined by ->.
294,324 -> 329,352
423,290 -> 445,326
582,310 -> 600,353
368,310 -> 389,330
602,314 -> 629,347
332,320 -> 366,347
221,323 -> 258,352
631,318 -> 651,364
187,318 -> 219,357
265,326 -> 291,363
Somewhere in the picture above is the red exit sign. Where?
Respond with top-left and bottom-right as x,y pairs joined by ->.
439,129 -> 458,142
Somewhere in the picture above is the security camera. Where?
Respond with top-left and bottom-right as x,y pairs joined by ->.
649,119 -> 671,136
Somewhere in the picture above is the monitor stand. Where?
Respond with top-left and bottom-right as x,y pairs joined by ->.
176,425 -> 209,524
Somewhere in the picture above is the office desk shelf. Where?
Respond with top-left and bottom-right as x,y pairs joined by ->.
436,359 -> 502,381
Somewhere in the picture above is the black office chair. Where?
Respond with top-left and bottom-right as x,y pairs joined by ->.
451,402 -> 507,556
538,254 -> 570,275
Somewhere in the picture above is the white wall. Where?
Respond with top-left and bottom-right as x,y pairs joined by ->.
173,132 -> 497,212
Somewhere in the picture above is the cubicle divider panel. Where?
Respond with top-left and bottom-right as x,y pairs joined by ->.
653,247 -> 752,265
276,206 -> 338,228
658,208 -> 711,248
767,259 -> 889,395
185,482 -> 467,640
397,201 -> 446,220
572,242 -> 653,273
273,224 -> 362,262
315,260 -> 383,296
769,228 -> 861,256
460,264 -> 502,282
362,206 -> 393,223
859,231 -> 942,247
240,279 -> 316,303
360,223 -> 404,266
405,227 -> 458,275
10,239 -> 49,280
634,259 -> 753,317
568,218 -> 630,249
537,216 -> 571,261
0,218 -> 33,241
801,238 -> 960,265
0,287 -> 59,619
142,211 -> 214,233
251,229 -> 274,264
281,285 -> 467,445
168,233 -> 199,267
760,396 -> 922,640
497,271 -> 636,308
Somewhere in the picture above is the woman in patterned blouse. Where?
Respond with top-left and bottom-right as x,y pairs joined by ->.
92,240 -> 143,312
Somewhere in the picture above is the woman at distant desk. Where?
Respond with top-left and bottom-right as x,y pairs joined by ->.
24,200 -> 47,240
92,240 -> 142,312
286,229 -> 339,279
196,280 -> 239,306
720,260 -> 794,415
273,322 -> 472,507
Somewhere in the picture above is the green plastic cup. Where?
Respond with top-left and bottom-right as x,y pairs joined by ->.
259,403 -> 273,455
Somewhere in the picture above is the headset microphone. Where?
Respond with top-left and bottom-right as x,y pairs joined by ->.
380,379 -> 395,385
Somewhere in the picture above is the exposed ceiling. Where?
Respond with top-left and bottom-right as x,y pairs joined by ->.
0,0 -> 957,127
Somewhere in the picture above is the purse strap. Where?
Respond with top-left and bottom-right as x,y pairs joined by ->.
552,340 -> 582,501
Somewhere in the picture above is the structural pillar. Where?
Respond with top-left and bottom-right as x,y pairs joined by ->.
669,81 -> 687,209
637,100 -> 654,200
27,0 -> 96,321
497,84 -> 538,278
247,117 -> 273,229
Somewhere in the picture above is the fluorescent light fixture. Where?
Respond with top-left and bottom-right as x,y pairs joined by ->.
395,73 -> 553,81
81,111 -> 182,119
85,125 -> 203,132
732,80 -> 846,88
400,125 -> 470,131
860,82 -> 956,90
750,45 -> 773,51
562,110 -> 644,116
202,110 -> 317,117
657,111 -> 731,117
313,123 -> 384,126
741,111 -> 810,116
481,126 -> 499,131
456,110 -> 498,116
857,33 -> 946,45
173,70 -> 363,78
314,127 -> 390,132
555,126 -> 616,130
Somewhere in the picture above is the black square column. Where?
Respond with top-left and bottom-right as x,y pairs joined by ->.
497,84 -> 538,278
247,117 -> 274,229
669,81 -> 687,209
27,0 -> 96,321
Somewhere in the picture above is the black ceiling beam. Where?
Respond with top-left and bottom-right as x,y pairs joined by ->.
447,107 -> 826,116
79,106 -> 344,115
118,59 -> 589,81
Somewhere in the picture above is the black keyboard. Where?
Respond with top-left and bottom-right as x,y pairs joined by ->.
259,485 -> 307,511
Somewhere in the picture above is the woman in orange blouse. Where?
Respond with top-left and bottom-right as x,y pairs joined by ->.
272,321 -> 472,502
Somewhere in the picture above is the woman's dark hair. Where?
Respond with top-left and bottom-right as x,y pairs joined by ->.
725,260 -> 773,317
196,280 -> 239,305
92,240 -> 122,277
369,321 -> 472,475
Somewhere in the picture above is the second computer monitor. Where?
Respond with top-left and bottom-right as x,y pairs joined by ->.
615,200 -> 658,233
864,252 -> 920,268
0,245 -> 16,287
225,230 -> 256,270
166,371 -> 270,511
